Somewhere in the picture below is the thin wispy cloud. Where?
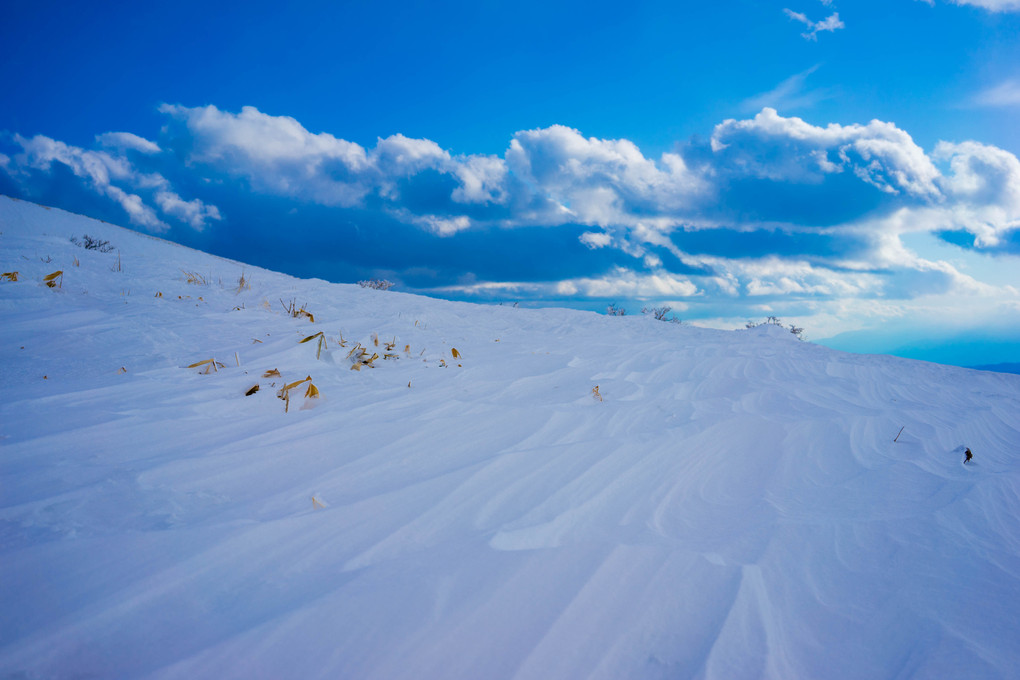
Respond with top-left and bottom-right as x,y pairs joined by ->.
783,9 -> 845,40
742,65 -> 834,112
919,0 -> 1020,10
972,79 -> 1020,107
95,132 -> 162,155
956,0 -> 1020,8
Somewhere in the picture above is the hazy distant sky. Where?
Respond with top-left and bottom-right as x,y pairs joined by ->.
2,0 -> 1019,366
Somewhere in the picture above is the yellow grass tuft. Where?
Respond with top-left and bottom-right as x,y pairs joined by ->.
1,271 -> 18,282
592,385 -> 603,402
188,358 -> 225,374
276,375 -> 316,412
181,270 -> 207,285
235,272 -> 251,293
299,331 -> 327,359
281,298 -> 315,322
43,270 -> 63,288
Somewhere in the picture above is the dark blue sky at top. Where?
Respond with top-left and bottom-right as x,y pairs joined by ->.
2,0 -> 1019,367
5,0 -> 1018,155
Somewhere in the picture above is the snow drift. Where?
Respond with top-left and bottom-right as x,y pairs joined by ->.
1,195 -> 1018,679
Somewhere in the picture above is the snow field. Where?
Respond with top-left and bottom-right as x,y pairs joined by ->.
1,196 -> 1019,679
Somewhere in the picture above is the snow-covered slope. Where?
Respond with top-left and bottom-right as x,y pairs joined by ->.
2,195 -> 1019,679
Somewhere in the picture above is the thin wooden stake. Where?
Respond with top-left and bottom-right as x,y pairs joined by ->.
893,426 -> 905,442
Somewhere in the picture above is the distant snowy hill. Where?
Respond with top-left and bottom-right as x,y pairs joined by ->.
970,363 -> 1020,376
2,195 -> 1019,679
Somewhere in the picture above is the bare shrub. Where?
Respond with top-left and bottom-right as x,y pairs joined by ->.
746,316 -> 804,339
642,306 -> 683,324
606,303 -> 627,316
358,279 -> 395,291
281,298 -> 315,322
70,235 -> 115,253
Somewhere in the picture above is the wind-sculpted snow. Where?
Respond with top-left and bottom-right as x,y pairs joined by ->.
1,195 -> 1019,679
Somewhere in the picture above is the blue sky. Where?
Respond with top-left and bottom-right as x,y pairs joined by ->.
2,0 -> 1019,367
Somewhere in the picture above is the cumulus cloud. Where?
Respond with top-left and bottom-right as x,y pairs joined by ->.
506,124 -> 705,228
158,104 -> 523,232
783,9 -> 845,40
159,104 -> 372,207
580,231 -> 613,249
155,191 -> 222,230
157,105 -> 710,234
3,133 -> 219,232
933,141 -> 1020,245
711,108 -> 941,198
4,103 -> 1019,320
9,134 -> 168,230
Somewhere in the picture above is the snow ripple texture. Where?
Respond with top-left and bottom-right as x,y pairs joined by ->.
1,196 -> 1019,679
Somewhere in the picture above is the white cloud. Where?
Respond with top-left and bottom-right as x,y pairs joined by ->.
580,231 -> 613,249
506,124 -> 705,227
408,214 -> 473,236
742,65 -> 833,112
159,104 -> 372,207
949,0 -> 1020,10
572,268 -> 700,298
933,141 -> 1020,245
160,104 -> 516,218
159,106 -> 713,234
151,104 -> 1020,261
96,132 -> 162,155
918,0 -> 1020,10
451,154 -> 509,205
7,133 -> 218,232
783,9 -> 845,40
688,253 -> 885,298
436,267 -> 699,300
12,134 -> 168,230
711,107 -> 941,198
7,103 -> 1018,317
155,191 -> 222,231
972,79 -> 1020,107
